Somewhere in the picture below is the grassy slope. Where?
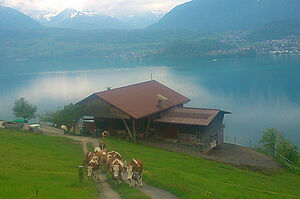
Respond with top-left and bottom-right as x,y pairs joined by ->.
103,137 -> 300,199
0,129 -> 98,199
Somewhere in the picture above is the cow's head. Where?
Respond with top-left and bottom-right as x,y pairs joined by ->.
127,166 -> 133,182
112,165 -> 120,180
87,166 -> 93,177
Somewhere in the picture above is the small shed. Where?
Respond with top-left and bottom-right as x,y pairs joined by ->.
155,107 -> 231,150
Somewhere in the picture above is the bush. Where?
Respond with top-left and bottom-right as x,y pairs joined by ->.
277,136 -> 299,164
259,128 -> 299,164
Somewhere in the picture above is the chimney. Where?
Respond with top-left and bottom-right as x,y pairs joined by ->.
156,94 -> 168,108
157,99 -> 162,108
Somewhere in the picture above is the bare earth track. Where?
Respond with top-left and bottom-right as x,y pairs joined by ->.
42,125 -> 178,199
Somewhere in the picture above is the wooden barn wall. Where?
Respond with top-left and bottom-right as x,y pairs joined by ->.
82,96 -> 130,119
159,123 -> 179,139
204,113 -> 225,144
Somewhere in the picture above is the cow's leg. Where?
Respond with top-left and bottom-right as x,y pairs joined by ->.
97,169 -> 100,182
140,176 -> 143,187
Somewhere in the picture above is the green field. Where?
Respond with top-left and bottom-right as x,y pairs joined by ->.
103,137 -> 300,199
0,129 -> 98,199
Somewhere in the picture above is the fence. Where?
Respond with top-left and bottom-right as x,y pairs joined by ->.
224,135 -> 294,169
224,136 -> 252,148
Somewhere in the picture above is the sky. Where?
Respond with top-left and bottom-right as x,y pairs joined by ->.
0,0 -> 190,16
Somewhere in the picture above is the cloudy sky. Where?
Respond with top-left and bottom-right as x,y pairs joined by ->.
0,0 -> 190,15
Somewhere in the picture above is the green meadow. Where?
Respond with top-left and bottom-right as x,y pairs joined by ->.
103,137 -> 300,199
1,129 -> 299,199
0,129 -> 98,199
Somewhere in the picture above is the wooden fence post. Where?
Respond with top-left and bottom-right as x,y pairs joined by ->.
35,190 -> 39,199
78,166 -> 84,183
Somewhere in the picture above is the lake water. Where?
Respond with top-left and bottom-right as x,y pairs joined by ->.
1,56 -> 299,146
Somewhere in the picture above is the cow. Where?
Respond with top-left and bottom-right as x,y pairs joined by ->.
107,151 -> 122,160
93,151 -> 107,172
99,140 -> 106,151
101,130 -> 110,138
127,158 -> 143,187
94,147 -> 101,152
108,157 -> 126,184
87,155 -> 101,181
83,151 -> 94,165
116,130 -> 126,138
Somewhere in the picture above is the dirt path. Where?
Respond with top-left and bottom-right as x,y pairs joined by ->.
83,142 -> 121,199
90,141 -> 178,199
42,126 -> 178,199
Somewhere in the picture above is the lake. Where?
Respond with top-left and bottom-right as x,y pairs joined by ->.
1,56 -> 299,146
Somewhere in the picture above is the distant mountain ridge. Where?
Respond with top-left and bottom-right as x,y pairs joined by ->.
0,6 -> 42,30
45,8 -> 126,30
148,0 -> 300,31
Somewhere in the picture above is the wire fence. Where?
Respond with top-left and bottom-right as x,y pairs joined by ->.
224,136 -> 253,148
224,135 -> 294,169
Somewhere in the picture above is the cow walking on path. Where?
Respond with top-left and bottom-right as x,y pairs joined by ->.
108,157 -> 126,184
99,140 -> 106,150
87,155 -> 101,182
127,158 -> 143,187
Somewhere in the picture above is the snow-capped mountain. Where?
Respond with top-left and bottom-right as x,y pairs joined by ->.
13,7 -> 166,30
116,10 -> 166,29
42,8 -> 126,30
24,9 -> 58,25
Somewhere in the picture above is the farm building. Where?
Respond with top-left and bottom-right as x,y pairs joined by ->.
77,80 -> 230,151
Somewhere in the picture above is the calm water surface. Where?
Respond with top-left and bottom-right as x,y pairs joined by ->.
0,56 -> 299,146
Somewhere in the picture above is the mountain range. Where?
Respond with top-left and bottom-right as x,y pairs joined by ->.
44,9 -> 126,30
148,0 -> 300,31
24,8 -> 164,30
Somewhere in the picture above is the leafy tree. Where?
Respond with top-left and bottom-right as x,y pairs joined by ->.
277,135 -> 299,164
259,128 -> 299,164
12,97 -> 37,122
259,128 -> 280,154
41,103 -> 83,132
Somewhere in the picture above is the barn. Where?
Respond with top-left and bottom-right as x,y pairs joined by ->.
77,80 -> 230,151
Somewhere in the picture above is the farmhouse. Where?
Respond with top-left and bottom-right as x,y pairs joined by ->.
77,80 -> 230,151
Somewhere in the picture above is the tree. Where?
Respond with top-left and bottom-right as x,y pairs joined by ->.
259,128 -> 280,153
259,128 -> 299,165
277,135 -> 299,164
12,97 -> 37,122
41,103 -> 83,133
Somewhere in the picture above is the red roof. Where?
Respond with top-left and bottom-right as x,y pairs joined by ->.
155,107 -> 231,126
94,80 -> 190,119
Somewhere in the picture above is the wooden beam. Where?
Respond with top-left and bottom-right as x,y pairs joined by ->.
132,119 -> 136,143
120,118 -> 133,140
145,116 -> 151,138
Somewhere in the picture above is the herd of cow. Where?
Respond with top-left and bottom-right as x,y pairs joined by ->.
84,140 -> 144,187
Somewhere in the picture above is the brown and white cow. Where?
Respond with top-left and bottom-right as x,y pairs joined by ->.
107,151 -> 123,160
127,158 -> 143,187
87,155 -> 101,181
94,147 -> 101,152
108,157 -> 126,184
101,130 -> 110,138
99,140 -> 106,151
84,151 -> 94,165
